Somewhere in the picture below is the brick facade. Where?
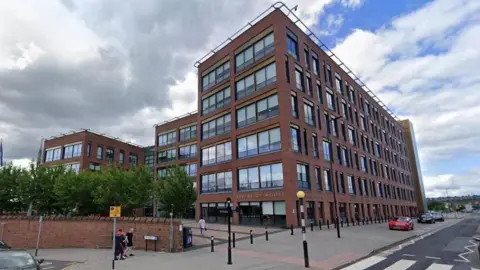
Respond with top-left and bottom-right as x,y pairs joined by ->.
0,215 -> 183,252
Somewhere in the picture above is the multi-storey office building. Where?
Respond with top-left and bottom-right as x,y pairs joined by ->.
41,129 -> 144,172
193,6 -> 418,227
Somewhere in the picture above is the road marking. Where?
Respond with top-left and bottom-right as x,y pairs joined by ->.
456,239 -> 478,262
425,256 -> 441,260
425,263 -> 453,269
43,262 -> 53,265
402,254 -> 416,257
43,267 -> 55,270
384,259 -> 415,270
341,255 -> 386,270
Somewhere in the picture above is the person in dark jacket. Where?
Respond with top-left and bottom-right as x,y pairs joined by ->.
114,229 -> 125,260
126,228 -> 134,256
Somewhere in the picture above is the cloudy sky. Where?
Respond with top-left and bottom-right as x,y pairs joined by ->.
1,0 -> 479,198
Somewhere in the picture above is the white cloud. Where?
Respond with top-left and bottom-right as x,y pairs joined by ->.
340,0 -> 364,9
424,168 -> 480,198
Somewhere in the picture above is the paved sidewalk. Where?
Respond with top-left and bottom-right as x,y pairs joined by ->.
34,216 -> 465,270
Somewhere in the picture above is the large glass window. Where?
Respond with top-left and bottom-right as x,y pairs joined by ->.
201,114 -> 231,139
237,94 -> 279,128
303,103 -> 315,126
201,142 -> 232,166
348,127 -> 356,145
326,91 -> 334,111
180,125 -> 197,141
201,171 -> 233,193
106,147 -> 114,163
335,75 -> 343,94
179,144 -> 197,160
347,175 -> 355,194
323,140 -> 331,161
158,149 -> 176,163
63,143 -> 82,159
312,52 -> 319,75
96,146 -> 103,160
201,87 -> 231,116
297,163 -> 310,189
182,163 -> 197,177
129,153 -> 138,168
324,169 -> 332,191
360,156 -> 367,172
158,131 -> 177,147
290,126 -> 300,152
291,95 -> 298,118
237,127 -> 281,158
236,33 -> 274,72
65,163 -> 80,174
119,151 -> 124,164
202,61 -> 230,91
295,68 -> 304,91
312,134 -> 319,158
236,63 -> 276,100
239,163 -> 283,190
287,33 -> 298,59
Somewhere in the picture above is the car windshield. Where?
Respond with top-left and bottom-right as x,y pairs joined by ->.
392,217 -> 408,222
0,251 -> 35,268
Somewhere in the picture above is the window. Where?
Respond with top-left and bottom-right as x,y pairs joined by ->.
63,143 -> 82,159
324,169 -> 332,191
201,87 -> 231,115
182,164 -> 197,177
237,94 -> 279,128
331,117 -> 338,137
260,163 -> 284,188
65,163 -> 80,174
86,143 -> 91,157
303,129 -> 308,155
342,147 -> 349,167
158,149 -> 176,163
287,32 -> 298,59
236,63 -> 276,99
304,48 -> 310,68
335,75 -> 343,94
326,91 -> 334,111
348,127 -> 356,145
201,114 -> 231,139
295,68 -> 304,91
297,164 -> 310,189
303,103 -> 315,126
349,88 -> 356,104
119,151 -> 124,164
179,144 -> 197,160
129,153 -> 138,168
360,156 -> 367,172
238,127 -> 281,158
236,33 -> 274,72
157,168 -> 168,180
89,162 -> 101,171
324,62 -> 333,87
290,126 -> 301,152
315,167 -> 322,190
375,143 -> 381,157
201,171 -> 233,193
312,134 -> 319,158
158,131 -> 176,147
361,179 -> 367,196
179,125 -> 197,141
291,95 -> 298,118
347,175 -> 355,194
323,140 -> 331,161
306,74 -> 313,96
202,61 -> 230,91
316,81 -> 323,104
96,146 -> 103,160
106,148 -> 114,163
360,115 -> 366,131
285,56 -> 290,83
201,141 -> 232,166
312,52 -> 319,75
341,101 -> 348,118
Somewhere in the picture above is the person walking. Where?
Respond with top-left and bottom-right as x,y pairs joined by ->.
114,229 -> 125,260
198,217 -> 206,235
126,228 -> 134,256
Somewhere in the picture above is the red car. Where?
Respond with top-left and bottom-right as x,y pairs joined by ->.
389,217 -> 414,231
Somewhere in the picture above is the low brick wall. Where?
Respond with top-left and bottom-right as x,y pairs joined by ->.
0,215 -> 183,252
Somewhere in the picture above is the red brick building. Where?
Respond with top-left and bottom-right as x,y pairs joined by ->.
41,129 -> 145,172
189,6 -> 417,227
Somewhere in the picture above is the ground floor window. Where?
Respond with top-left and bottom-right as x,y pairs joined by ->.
339,203 -> 347,223
306,201 -> 315,224
239,201 -> 286,227
201,203 -> 229,224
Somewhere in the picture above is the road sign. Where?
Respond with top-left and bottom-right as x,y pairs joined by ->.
109,206 -> 121,218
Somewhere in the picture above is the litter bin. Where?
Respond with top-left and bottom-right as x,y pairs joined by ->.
183,227 -> 193,248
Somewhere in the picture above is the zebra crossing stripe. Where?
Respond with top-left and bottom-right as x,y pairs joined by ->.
384,259 -> 415,270
425,263 -> 453,269
341,255 -> 386,269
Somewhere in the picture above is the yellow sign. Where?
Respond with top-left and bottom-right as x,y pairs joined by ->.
109,206 -> 121,218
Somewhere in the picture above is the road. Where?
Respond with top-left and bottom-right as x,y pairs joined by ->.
40,259 -> 80,270
342,216 -> 480,269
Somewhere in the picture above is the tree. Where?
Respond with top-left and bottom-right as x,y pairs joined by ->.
155,165 -> 196,218
427,200 -> 444,212
0,164 -> 25,214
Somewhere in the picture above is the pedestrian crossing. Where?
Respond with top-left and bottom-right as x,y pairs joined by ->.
342,255 -> 480,270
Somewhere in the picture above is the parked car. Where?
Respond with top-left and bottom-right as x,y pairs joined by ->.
418,213 -> 435,224
0,240 -> 11,250
389,217 -> 414,231
0,249 -> 44,270
431,212 -> 445,221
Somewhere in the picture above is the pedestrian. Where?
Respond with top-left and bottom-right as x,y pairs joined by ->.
198,217 -> 206,235
122,232 -> 128,258
126,228 -> 135,256
114,229 -> 125,260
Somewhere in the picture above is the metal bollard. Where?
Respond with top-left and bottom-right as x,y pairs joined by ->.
233,232 -> 236,248
265,228 -> 269,241
211,236 -> 214,252
352,217 -> 355,226
341,219 -> 344,228
250,230 -> 253,244
357,218 -> 360,226
327,219 -> 330,229
291,224 -> 294,235
310,221 -> 314,231
319,220 -> 322,230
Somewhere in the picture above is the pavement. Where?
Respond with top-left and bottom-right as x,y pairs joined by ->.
29,213 -> 469,270
39,260 -> 80,270
341,214 -> 480,269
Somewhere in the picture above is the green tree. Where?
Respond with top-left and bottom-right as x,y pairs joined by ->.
456,204 -> 465,211
155,165 -> 196,218
427,200 -> 444,211
0,164 -> 25,214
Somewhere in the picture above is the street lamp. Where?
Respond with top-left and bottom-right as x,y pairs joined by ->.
297,191 -> 309,268
226,198 -> 232,265
328,115 -> 342,239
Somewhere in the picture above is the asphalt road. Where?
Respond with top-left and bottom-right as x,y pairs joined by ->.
343,216 -> 480,270
40,259 -> 80,270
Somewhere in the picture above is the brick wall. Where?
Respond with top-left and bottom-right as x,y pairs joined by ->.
0,216 -> 183,252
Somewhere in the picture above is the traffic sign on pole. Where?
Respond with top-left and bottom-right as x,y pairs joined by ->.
110,206 -> 121,218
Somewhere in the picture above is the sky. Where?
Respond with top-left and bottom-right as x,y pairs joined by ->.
0,0 -> 479,198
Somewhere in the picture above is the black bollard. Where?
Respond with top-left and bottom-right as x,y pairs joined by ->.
291,224 -> 294,235
357,218 -> 360,226
319,220 -> 322,230
347,218 -> 349,227
233,232 -> 236,248
211,236 -> 214,252
310,221 -> 314,231
352,217 -> 355,226
327,219 -> 330,229
334,219 -> 337,228
265,228 -> 269,241
250,230 -> 253,244
341,219 -> 344,228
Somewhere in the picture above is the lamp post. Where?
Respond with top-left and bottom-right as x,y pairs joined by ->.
226,198 -> 233,265
297,191 -> 309,268
328,115 -> 342,239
